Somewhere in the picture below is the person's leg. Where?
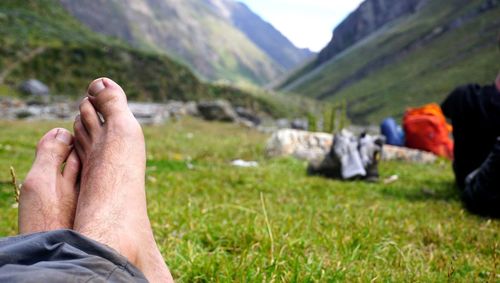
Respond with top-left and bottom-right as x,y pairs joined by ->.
19,128 -> 80,234
72,78 -> 173,283
463,137 -> 500,218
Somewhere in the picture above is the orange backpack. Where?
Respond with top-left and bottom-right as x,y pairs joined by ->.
403,103 -> 454,159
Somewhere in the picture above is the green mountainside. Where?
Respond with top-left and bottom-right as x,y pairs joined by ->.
279,0 -> 500,124
59,0 -> 312,86
214,0 -> 313,71
0,0 -> 299,118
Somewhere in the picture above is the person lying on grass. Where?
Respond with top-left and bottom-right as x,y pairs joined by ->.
0,78 -> 174,282
441,72 -> 500,218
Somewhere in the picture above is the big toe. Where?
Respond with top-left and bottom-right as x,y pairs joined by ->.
87,78 -> 130,120
31,128 -> 74,175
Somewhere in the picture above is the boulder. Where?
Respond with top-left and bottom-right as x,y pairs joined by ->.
266,129 -> 333,162
276,118 -> 290,129
197,100 -> 238,122
184,101 -> 199,116
266,129 -> 437,164
382,144 -> 437,163
19,79 -> 50,96
128,102 -> 169,124
291,118 -> 308,130
235,107 -> 261,126
165,101 -> 186,115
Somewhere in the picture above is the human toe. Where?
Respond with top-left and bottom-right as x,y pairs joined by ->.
33,128 -> 74,172
62,150 -> 81,185
79,97 -> 102,135
87,78 -> 130,120
20,129 -> 78,234
74,115 -> 90,148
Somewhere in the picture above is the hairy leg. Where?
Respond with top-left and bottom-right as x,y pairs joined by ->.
19,128 -> 80,234
73,78 -> 173,282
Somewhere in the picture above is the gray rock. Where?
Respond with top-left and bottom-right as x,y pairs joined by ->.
276,118 -> 289,129
19,79 -> 50,96
15,110 -> 33,119
382,144 -> 437,163
317,0 -> 426,65
266,129 -> 333,162
197,100 -> 238,122
128,102 -> 169,124
291,118 -> 308,130
235,107 -> 261,126
184,101 -> 199,116
0,101 -> 78,121
164,101 -> 187,120
266,129 -> 437,164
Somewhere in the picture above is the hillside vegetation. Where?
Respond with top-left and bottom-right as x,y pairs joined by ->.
219,0 -> 313,71
59,0 -> 312,86
0,119 -> 498,281
279,0 -> 500,124
0,0 -> 308,118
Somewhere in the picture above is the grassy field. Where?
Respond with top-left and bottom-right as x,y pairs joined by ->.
0,119 -> 498,282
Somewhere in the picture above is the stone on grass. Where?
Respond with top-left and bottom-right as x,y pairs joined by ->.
266,129 -> 437,164
19,79 -> 50,96
197,100 -> 238,122
276,119 -> 290,129
235,107 -> 261,126
265,129 -> 332,162
291,118 -> 308,130
128,102 -> 169,124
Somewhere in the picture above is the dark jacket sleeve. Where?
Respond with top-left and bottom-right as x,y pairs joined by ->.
441,84 -> 481,120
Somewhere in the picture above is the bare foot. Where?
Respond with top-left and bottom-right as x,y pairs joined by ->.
73,78 -> 173,283
19,128 -> 80,234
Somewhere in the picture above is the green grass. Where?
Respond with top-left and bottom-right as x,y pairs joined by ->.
0,119 -> 498,281
280,0 -> 500,124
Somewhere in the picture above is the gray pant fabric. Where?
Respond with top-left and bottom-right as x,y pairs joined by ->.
0,229 -> 148,282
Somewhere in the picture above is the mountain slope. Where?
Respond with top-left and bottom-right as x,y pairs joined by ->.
208,0 -> 313,70
316,0 -> 425,66
59,0 -> 311,86
279,0 -> 500,123
0,0 -> 200,101
0,0 -> 290,117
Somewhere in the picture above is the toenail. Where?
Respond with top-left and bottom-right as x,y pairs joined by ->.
88,79 -> 106,97
56,129 -> 73,145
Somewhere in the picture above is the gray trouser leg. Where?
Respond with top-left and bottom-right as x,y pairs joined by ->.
0,230 -> 148,282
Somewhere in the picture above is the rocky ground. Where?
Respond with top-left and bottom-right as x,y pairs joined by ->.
1,95 -> 437,166
0,96 -> 259,126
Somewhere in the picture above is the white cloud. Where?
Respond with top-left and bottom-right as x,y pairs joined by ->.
238,0 -> 363,51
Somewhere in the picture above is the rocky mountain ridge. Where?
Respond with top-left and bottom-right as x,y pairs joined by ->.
208,0 -> 312,70
279,0 -> 500,123
317,0 -> 427,65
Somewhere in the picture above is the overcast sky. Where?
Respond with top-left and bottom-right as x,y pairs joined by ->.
238,0 -> 364,52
